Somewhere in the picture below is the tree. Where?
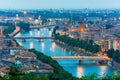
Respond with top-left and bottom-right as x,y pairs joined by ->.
8,66 -> 21,76
3,25 -> 15,36
17,22 -> 30,32
107,48 -> 114,58
106,24 -> 114,29
54,34 -> 100,53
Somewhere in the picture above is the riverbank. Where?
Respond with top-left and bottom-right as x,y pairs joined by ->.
9,26 -> 20,37
55,40 -> 96,56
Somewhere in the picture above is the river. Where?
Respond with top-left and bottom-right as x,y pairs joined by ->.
15,28 -> 117,78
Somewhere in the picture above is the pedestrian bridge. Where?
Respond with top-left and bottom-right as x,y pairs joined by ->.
51,56 -> 109,61
30,25 -> 55,29
12,37 -> 54,42
13,37 -> 54,39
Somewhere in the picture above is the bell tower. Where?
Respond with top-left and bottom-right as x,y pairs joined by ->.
79,21 -> 85,32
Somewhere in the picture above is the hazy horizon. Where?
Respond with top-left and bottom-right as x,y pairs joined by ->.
0,0 -> 120,9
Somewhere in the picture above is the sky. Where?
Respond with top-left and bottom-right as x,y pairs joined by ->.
0,0 -> 120,9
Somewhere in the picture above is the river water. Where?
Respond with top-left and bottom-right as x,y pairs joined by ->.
15,28 -> 117,78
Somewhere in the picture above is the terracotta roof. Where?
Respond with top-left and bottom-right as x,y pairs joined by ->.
0,62 -> 10,73
20,52 -> 36,57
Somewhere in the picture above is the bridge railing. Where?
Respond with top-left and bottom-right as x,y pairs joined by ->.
51,56 -> 109,60
12,37 -> 54,39
30,24 -> 55,28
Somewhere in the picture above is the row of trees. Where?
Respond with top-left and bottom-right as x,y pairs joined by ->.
54,34 -> 100,53
107,48 -> 120,63
17,22 -> 30,32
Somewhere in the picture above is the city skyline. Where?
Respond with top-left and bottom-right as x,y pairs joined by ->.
0,0 -> 120,9
0,1 -> 120,79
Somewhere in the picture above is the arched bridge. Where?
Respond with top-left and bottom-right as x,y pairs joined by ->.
30,25 -> 55,29
51,56 -> 109,61
12,37 -> 54,41
13,37 -> 54,39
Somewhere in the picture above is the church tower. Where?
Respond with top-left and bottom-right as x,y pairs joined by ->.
79,21 -> 85,32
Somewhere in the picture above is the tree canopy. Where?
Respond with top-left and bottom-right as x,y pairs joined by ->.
107,48 -> 120,63
17,22 -> 30,32
54,34 -> 101,53
3,24 -> 15,36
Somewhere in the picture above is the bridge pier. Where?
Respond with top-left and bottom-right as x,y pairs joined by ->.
96,60 -> 108,65
37,39 -> 41,42
39,29 -> 41,31
22,39 -> 26,42
51,39 -> 54,42
48,28 -> 51,31
78,60 -> 83,65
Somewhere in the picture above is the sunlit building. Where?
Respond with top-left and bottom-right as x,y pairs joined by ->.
96,38 -> 110,52
97,38 -> 120,51
113,38 -> 120,50
79,32 -> 95,40
68,22 -> 85,32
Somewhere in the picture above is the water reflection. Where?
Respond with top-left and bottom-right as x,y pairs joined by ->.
51,42 -> 56,52
30,42 -> 33,49
49,31 -> 52,37
41,42 -> 45,51
30,31 -> 33,36
38,31 -> 40,37
99,65 -> 107,77
77,66 -> 83,77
